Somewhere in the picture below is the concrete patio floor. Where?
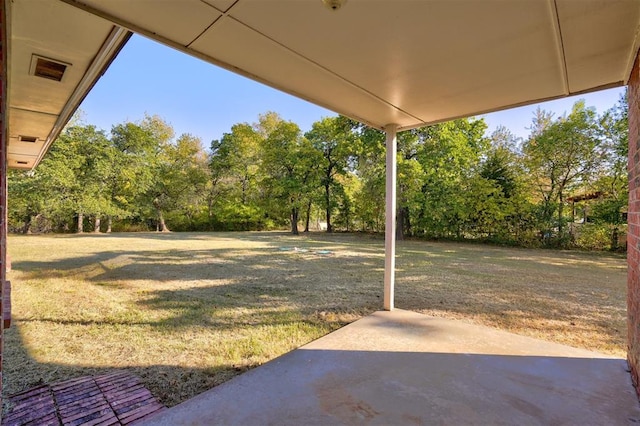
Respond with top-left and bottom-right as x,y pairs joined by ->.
139,310 -> 640,425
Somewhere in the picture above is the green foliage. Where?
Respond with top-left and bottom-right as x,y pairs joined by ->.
351,124 -> 385,232
305,116 -> 359,232
210,123 -> 262,205
8,169 -> 49,233
407,118 -> 489,239
480,148 -> 517,199
261,116 -> 321,234
522,101 -> 602,246
7,99 -> 628,251
151,132 -> 209,231
574,224 -> 614,251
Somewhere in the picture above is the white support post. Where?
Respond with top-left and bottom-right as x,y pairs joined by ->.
383,124 -> 398,311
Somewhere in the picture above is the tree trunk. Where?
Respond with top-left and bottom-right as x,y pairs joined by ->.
557,193 -> 565,243
345,207 -> 350,232
396,206 -> 404,240
291,208 -> 299,235
24,216 -> 33,234
93,216 -> 101,233
325,182 -> 332,233
241,174 -> 248,205
304,200 -> 311,233
106,216 -> 112,233
611,226 -> 619,251
405,206 -> 411,236
77,212 -> 84,233
157,209 -> 170,232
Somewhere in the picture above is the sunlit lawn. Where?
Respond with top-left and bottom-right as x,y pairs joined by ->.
4,232 -> 627,407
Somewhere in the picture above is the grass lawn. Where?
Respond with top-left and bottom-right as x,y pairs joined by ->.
4,232 -> 627,407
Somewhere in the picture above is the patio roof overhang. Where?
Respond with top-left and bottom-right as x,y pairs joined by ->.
6,0 -> 640,170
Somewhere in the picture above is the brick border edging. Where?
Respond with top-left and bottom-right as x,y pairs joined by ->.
2,372 -> 166,426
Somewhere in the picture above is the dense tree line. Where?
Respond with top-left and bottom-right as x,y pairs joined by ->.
8,96 -> 628,250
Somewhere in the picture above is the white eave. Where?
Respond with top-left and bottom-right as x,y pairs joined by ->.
6,0 -> 130,170
6,0 -> 640,169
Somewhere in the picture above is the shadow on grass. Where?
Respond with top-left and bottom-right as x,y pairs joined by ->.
2,323 -> 258,408
11,233 -> 385,282
5,232 -> 629,408
11,233 -> 627,349
5,238 -> 385,407
81,230 -> 387,243
12,235 -> 385,313
5,288 -> 367,407
366,240 -> 626,355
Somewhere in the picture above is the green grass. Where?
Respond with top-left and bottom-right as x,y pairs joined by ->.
4,232 -> 627,407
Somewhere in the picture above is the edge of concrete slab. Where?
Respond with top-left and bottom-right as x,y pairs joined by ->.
302,309 -> 622,358
138,310 -> 640,426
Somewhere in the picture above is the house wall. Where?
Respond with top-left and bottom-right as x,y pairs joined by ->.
628,49 -> 640,394
0,0 -> 6,399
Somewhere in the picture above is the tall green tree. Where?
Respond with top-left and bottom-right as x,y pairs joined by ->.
212,124 -> 261,205
523,100 -> 602,244
46,124 -> 112,232
261,116 -> 321,234
131,115 -> 175,231
305,116 -> 357,233
160,134 -> 210,231
7,169 -> 48,233
109,117 -> 164,228
351,123 -> 386,232
472,127 -> 534,243
209,123 -> 264,229
7,123 -> 114,233
395,129 -> 426,239
591,92 -> 628,249
413,118 -> 489,239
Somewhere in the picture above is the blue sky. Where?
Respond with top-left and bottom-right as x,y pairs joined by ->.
79,35 -> 625,147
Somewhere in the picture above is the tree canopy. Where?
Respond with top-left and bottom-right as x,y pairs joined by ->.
8,96 -> 629,250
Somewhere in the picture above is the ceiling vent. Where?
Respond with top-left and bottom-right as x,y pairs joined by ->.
18,135 -> 37,143
30,55 -> 70,82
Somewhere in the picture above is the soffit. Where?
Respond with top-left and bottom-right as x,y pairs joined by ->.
7,0 -> 130,169
8,0 -> 640,169
62,0 -> 640,131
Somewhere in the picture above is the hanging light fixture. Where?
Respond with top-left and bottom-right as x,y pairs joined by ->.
322,0 -> 347,11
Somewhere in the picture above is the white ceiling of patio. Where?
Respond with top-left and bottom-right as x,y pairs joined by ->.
7,0 -> 640,169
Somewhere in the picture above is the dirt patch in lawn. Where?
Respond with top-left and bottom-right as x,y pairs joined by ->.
4,232 -> 626,407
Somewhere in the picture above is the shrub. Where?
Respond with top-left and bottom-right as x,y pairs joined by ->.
574,224 -> 612,251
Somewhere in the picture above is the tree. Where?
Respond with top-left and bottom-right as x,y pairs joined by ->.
261,116 -> 321,235
7,169 -> 48,233
72,125 -> 114,232
591,92 -> 628,249
333,172 -> 359,232
128,115 -> 175,231
470,127 -> 536,243
45,124 -> 113,232
305,116 -> 357,233
109,117 -> 164,229
208,123 -> 264,229
395,129 -> 427,239
161,134 -> 210,231
7,122 -> 115,233
211,124 -> 261,206
412,118 -> 489,239
351,123 -> 386,232
99,141 -> 132,233
522,101 -> 602,245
